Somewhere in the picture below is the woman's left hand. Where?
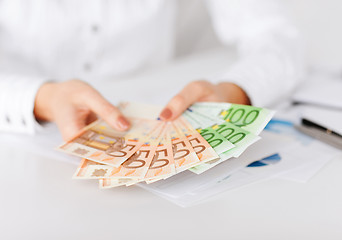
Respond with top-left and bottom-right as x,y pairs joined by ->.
159,80 -> 251,121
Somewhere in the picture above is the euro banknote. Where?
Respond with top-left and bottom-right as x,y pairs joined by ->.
58,118 -> 161,167
58,102 -> 274,188
189,102 -> 275,135
182,109 -> 261,173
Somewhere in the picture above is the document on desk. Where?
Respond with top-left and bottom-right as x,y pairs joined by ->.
0,123 -> 80,165
138,131 -> 294,206
301,106 -> 342,136
293,76 -> 342,109
140,118 -> 341,207
292,105 -> 342,150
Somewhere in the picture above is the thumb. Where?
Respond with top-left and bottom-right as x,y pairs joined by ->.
55,108 -> 88,141
160,81 -> 212,121
59,119 -> 87,141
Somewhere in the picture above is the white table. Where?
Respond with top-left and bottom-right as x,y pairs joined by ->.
1,48 -> 342,240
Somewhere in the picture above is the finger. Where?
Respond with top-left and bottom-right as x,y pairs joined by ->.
60,121 -> 86,141
55,111 -> 87,141
160,81 -> 213,121
79,89 -> 130,131
85,112 -> 98,125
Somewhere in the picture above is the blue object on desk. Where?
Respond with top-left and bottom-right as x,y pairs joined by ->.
247,153 -> 282,167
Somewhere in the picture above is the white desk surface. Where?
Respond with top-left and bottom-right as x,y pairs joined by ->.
1,48 -> 342,240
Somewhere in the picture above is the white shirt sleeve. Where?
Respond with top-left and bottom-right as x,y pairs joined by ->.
205,0 -> 305,107
0,74 -> 47,134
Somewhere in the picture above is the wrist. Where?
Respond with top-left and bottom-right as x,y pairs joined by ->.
34,82 -> 57,122
217,82 -> 251,105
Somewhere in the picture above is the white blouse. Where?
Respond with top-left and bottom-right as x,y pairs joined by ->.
0,0 -> 304,134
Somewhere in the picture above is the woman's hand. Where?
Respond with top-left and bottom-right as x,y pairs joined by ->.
159,80 -> 251,121
34,80 -> 130,140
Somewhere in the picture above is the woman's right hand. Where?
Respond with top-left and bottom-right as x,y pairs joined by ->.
34,79 -> 130,141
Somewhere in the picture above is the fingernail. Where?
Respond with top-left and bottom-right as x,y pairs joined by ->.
117,116 -> 130,130
160,108 -> 172,120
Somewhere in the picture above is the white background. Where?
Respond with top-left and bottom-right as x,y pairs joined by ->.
1,1 -> 342,239
176,0 -> 342,71
287,0 -> 342,69
0,48 -> 341,240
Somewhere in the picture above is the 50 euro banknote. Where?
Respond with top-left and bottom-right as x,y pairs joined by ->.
73,122 -> 166,180
174,117 -> 219,164
96,129 -> 176,187
144,127 -> 176,181
58,118 -> 161,167
73,124 -> 177,183
168,121 -> 201,173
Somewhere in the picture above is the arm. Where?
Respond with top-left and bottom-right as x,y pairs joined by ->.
205,0 -> 304,106
160,0 -> 304,120
34,80 -> 130,140
0,75 -> 46,134
0,76 -> 130,140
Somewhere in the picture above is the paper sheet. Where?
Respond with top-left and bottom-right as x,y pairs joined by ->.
293,76 -> 342,109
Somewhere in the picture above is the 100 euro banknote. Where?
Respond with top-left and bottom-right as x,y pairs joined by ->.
185,109 -> 260,158
190,122 -> 261,174
189,102 -> 275,135
183,109 -> 260,174
182,111 -> 235,156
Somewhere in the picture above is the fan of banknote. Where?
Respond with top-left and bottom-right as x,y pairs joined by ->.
58,102 -> 275,188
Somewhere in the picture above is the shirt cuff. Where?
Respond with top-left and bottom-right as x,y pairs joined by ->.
0,75 -> 48,134
208,56 -> 293,108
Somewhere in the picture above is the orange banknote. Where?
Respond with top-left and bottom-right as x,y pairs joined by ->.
174,117 -> 219,166
73,122 -> 166,179
59,118 -> 161,167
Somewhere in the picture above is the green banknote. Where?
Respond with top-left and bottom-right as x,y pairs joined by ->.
189,102 -> 275,135
212,121 -> 261,158
184,109 -> 261,174
189,123 -> 261,174
182,112 -> 235,155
